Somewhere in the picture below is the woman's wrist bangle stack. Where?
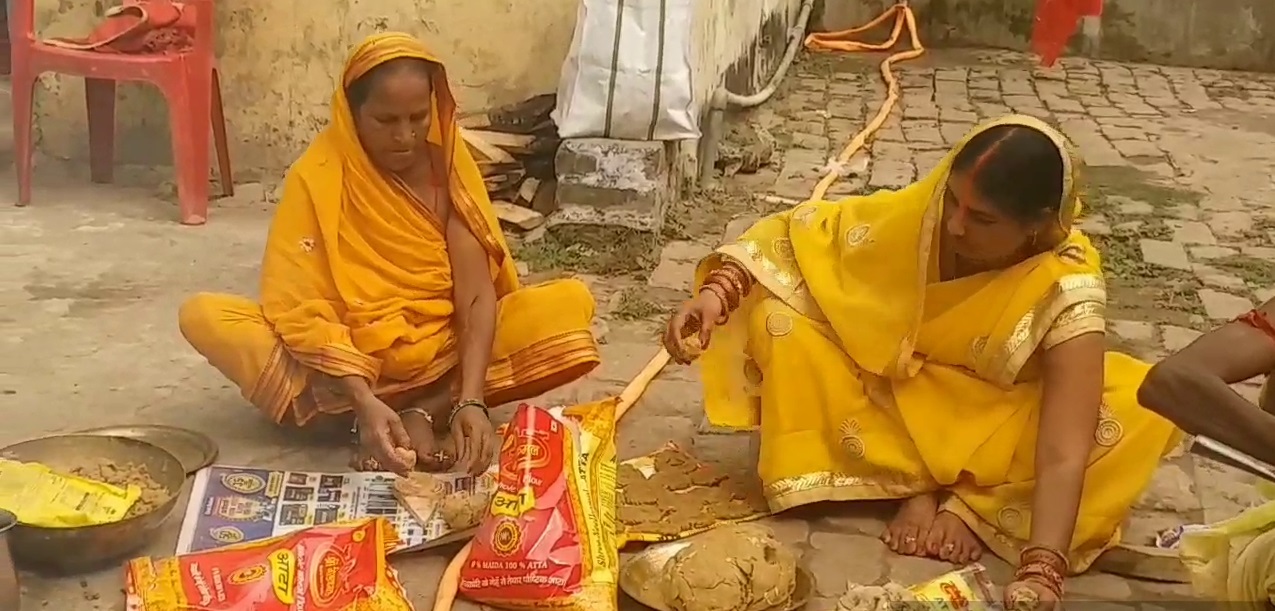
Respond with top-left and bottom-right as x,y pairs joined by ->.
1015,544 -> 1068,598
448,398 -> 488,426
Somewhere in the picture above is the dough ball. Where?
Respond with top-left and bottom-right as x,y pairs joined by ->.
680,334 -> 705,359
393,447 -> 418,471
438,490 -> 490,530
660,523 -> 798,611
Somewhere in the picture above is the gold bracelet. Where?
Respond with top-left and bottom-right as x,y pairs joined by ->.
1016,561 -> 1065,590
1021,574 -> 1064,600
448,399 -> 488,427
700,282 -> 736,313
1021,544 -> 1070,573
719,262 -> 754,295
707,269 -> 741,297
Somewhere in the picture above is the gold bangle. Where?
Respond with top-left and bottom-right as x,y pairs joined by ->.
700,282 -> 734,311
715,277 -> 741,310
1021,544 -> 1070,573
711,274 -> 745,306
399,406 -> 434,424
448,399 -> 488,427
1016,561 -> 1065,587
719,262 -> 754,295
1022,574 -> 1064,600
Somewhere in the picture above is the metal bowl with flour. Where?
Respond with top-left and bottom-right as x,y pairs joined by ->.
0,434 -> 187,574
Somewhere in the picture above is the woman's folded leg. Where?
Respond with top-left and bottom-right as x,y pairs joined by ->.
180,278 -> 602,426
179,292 -> 310,424
482,278 -> 602,406
729,296 -> 942,554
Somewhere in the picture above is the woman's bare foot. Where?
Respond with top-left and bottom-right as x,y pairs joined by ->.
883,493 -> 939,556
349,429 -> 383,471
347,409 -> 435,472
923,510 -> 984,564
401,409 -> 451,471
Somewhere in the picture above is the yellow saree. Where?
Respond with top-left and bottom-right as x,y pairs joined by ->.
178,33 -> 599,425
697,115 -> 1180,571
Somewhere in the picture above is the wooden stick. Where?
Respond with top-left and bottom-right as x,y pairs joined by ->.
615,348 -> 671,423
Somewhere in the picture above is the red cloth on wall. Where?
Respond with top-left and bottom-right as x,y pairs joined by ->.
1031,0 -> 1103,67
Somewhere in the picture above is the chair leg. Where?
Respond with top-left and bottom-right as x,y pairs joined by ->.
210,67 -> 232,198
84,77 -> 116,184
166,67 -> 211,225
11,65 -> 35,206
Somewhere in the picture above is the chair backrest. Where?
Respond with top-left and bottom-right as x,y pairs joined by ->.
12,0 -> 216,56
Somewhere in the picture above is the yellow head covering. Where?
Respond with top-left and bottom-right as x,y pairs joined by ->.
325,32 -> 513,269
698,114 -> 1100,395
259,33 -> 518,384
336,33 -> 455,188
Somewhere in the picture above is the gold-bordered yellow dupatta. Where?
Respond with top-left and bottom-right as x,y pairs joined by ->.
697,115 -> 1105,429
258,33 -> 519,384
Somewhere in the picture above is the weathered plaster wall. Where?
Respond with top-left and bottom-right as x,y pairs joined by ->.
818,0 -> 1275,73
694,0 -> 801,106
678,0 -> 802,188
29,0 -> 579,172
28,0 -> 799,176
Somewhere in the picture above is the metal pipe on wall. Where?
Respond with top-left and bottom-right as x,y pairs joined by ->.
696,0 -> 815,188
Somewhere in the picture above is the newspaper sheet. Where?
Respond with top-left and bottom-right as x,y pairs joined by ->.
174,464 -> 493,555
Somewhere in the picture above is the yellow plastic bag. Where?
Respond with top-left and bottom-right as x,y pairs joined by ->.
910,564 -> 996,611
1179,498 -> 1275,609
0,459 -> 141,527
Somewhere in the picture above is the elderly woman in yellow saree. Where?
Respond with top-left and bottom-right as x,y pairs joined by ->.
662,115 -> 1180,607
178,33 -> 599,477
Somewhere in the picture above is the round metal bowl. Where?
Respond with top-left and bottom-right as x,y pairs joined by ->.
0,434 -> 186,574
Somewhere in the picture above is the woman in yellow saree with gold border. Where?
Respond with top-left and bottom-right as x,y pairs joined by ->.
178,33 -> 599,476
664,116 -> 1179,606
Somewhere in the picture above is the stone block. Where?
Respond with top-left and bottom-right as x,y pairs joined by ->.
807,533 -> 886,596
1160,325 -> 1202,352
1109,319 -> 1154,342
648,241 -> 713,291
1199,289 -> 1252,320
721,214 -> 762,245
1170,220 -> 1216,245
1139,239 -> 1190,270
553,138 -> 672,233
1190,245 -> 1236,259
1067,572 -> 1134,600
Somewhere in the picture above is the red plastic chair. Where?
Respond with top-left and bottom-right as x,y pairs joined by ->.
10,0 -> 232,225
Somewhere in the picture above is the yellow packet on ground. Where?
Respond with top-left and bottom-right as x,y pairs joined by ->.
1180,499 -> 1275,602
910,564 -> 997,611
0,458 -> 141,527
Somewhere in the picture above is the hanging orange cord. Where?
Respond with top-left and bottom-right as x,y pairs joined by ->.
803,2 -> 924,202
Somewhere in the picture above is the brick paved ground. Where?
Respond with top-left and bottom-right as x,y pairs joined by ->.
5,48 -> 1275,609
